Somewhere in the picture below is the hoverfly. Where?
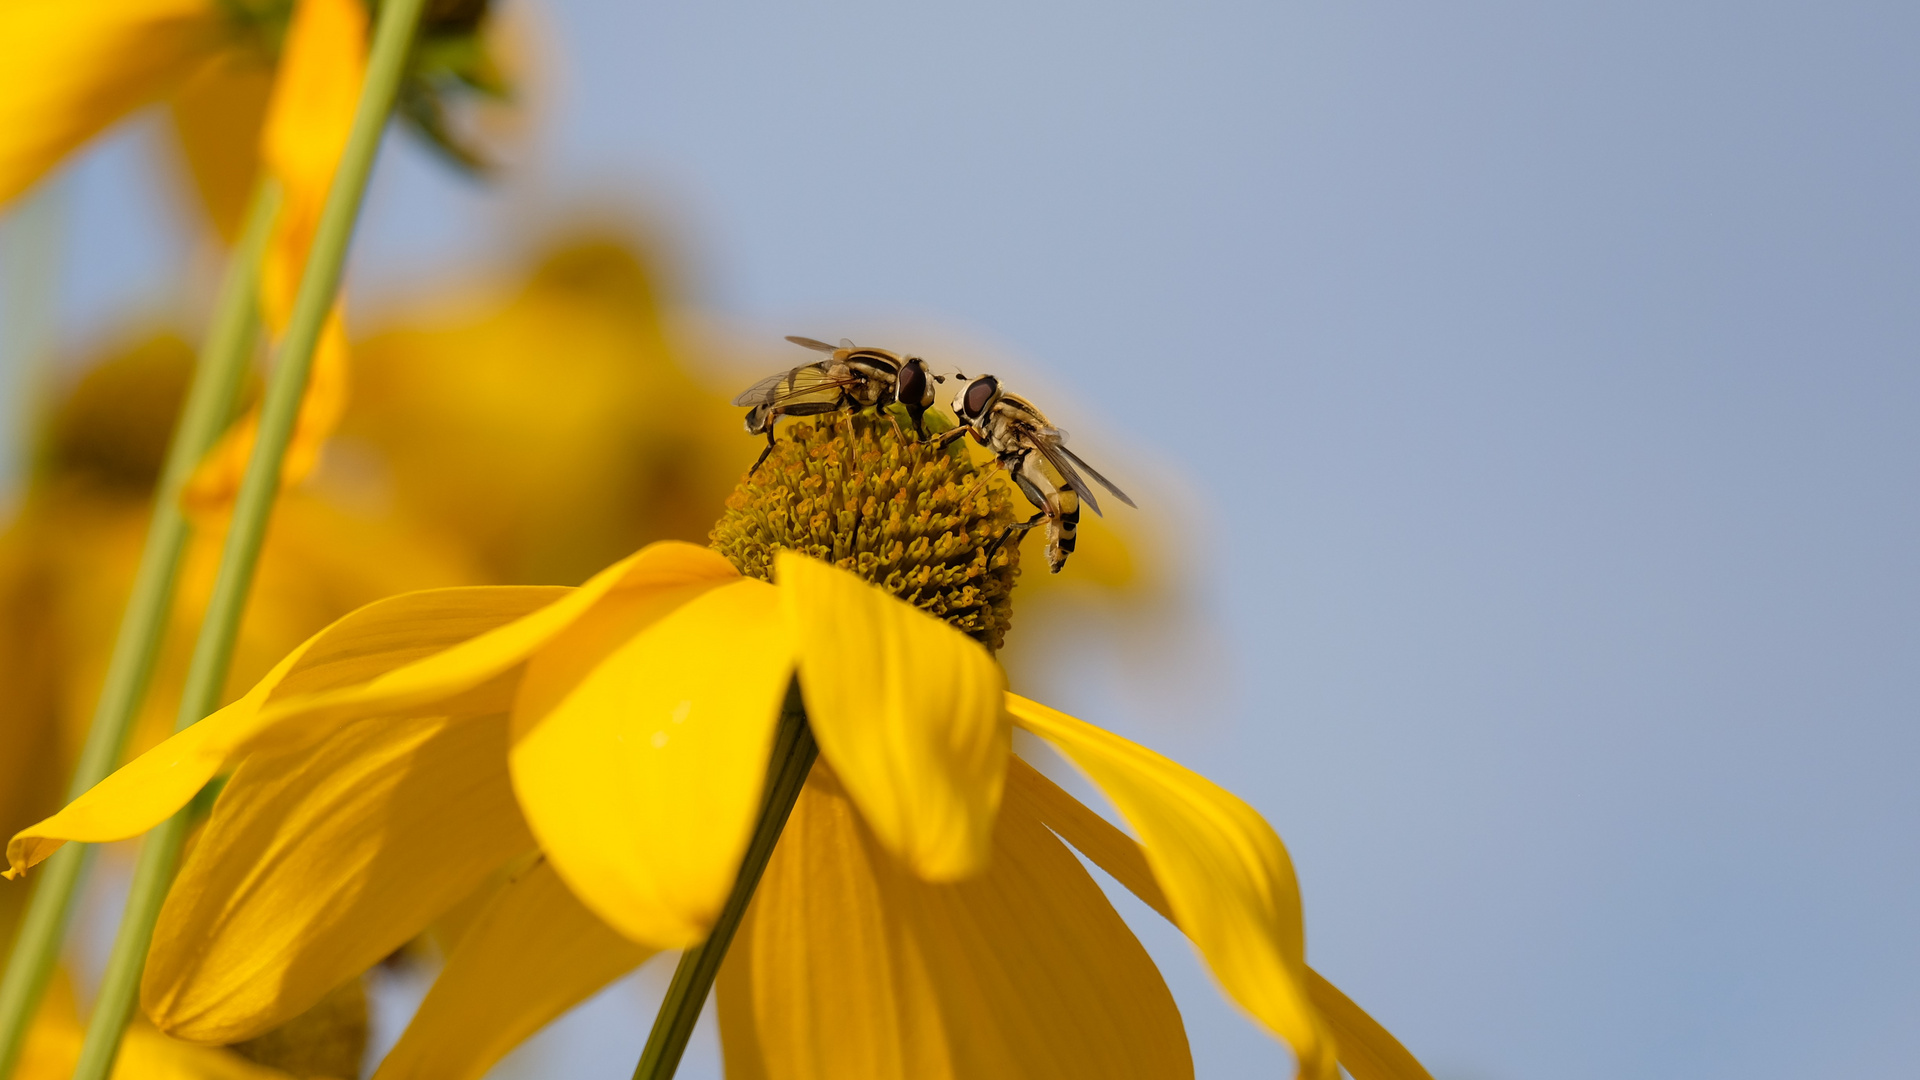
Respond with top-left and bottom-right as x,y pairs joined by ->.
935,374 -> 1135,573
732,336 -> 942,473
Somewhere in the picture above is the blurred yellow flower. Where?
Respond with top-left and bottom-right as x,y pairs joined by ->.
8,416 -> 1426,1080
0,0 -> 509,229
0,0 -> 228,208
343,237 -> 751,585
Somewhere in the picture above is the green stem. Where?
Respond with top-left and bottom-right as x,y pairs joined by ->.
0,179 -> 280,1080
68,0 -> 428,1074
632,685 -> 818,1080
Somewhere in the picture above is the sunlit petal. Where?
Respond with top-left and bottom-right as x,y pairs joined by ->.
717,765 -> 1190,1079
372,857 -> 654,1080
511,578 -> 791,948
777,552 -> 1007,880
1008,693 -> 1337,1080
0,0 -> 223,207
4,586 -> 560,878
143,712 -> 532,1043
1008,757 -> 1434,1080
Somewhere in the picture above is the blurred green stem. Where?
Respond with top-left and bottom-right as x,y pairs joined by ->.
0,179 -> 280,1080
632,683 -> 818,1080
67,0 -> 428,1074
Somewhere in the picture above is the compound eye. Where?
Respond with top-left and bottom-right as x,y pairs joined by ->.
964,376 -> 998,417
897,361 -> 928,407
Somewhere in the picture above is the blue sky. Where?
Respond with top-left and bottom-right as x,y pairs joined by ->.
7,1 -> 1918,1077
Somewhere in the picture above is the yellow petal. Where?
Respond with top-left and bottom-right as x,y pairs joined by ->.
4,585 -> 561,878
143,712 -> 533,1043
371,857 -> 655,1080
185,0 -> 368,513
1008,756 -> 1434,1080
717,764 -> 1190,1079
0,0 -> 223,207
776,552 -> 1008,880
1007,693 -> 1336,1080
1303,971 -> 1434,1080
510,578 -> 791,947
258,0 -> 364,229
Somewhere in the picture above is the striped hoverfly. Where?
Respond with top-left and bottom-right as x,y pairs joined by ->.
935,374 -> 1135,573
732,336 -> 942,473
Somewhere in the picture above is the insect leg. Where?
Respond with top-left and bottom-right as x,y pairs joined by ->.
985,510 -> 1046,564
749,428 -> 777,476
929,427 -> 971,451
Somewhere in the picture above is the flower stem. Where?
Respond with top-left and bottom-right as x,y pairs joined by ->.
66,0 -> 428,1073
632,683 -> 819,1080
0,178 -> 280,1080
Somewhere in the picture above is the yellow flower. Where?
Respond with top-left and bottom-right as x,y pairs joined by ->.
0,0 -> 508,226
0,0 -> 228,208
8,416 -> 1427,1080
0,0 -> 511,515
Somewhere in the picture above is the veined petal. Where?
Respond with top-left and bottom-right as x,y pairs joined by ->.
0,0 -> 223,207
1007,694 -> 1337,1080
1008,757 -> 1434,1080
776,552 -> 1008,881
372,857 -> 654,1080
510,578 -> 791,948
716,765 -> 1190,1080
143,712 -> 532,1043
4,585 -> 562,878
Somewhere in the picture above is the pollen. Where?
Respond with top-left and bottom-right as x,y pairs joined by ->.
709,410 -> 1020,650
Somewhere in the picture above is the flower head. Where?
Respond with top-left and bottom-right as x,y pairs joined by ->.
9,415 -> 1425,1080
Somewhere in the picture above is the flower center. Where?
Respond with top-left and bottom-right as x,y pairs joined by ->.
709,410 -> 1020,650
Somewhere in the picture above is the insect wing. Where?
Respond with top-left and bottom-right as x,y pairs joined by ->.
731,363 -> 864,408
785,335 -> 839,353
1026,429 -> 1104,516
1056,444 -> 1136,508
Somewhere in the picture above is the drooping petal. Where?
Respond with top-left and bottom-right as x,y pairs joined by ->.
776,552 -> 1007,881
716,765 -> 1190,1080
1007,694 -> 1337,1080
4,585 -> 563,877
143,712 -> 533,1043
1302,972 -> 1434,1080
510,578 -> 792,948
371,857 -> 654,1080
184,0 -> 366,513
0,0 -> 224,207
1008,757 -> 1434,1080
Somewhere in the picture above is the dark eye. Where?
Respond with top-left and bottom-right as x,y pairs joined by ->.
897,361 -> 928,405
964,377 -> 998,416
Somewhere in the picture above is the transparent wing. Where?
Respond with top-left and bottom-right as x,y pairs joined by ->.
731,363 -> 865,408
1057,444 -> 1136,508
1024,430 -> 1104,516
785,335 -> 839,353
